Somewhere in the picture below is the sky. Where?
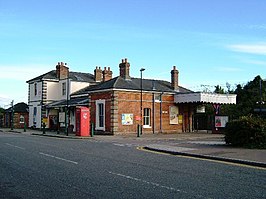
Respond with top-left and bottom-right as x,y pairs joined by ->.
0,0 -> 266,108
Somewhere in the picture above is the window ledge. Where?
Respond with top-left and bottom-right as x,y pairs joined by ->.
143,125 -> 151,128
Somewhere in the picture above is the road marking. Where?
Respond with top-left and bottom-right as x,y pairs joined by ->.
5,143 -> 25,150
108,171 -> 180,192
138,147 -> 266,170
113,143 -> 125,147
39,152 -> 78,165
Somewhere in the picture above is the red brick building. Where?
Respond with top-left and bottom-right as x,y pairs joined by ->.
72,58 -> 193,135
3,102 -> 29,129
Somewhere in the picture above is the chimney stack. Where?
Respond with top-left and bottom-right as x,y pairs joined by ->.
102,67 -> 113,82
94,66 -> 102,82
56,62 -> 69,80
171,66 -> 179,91
119,58 -> 130,80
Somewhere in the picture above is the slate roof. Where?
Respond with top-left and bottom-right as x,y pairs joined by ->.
46,97 -> 89,108
26,70 -> 95,83
5,102 -> 28,113
72,76 -> 192,96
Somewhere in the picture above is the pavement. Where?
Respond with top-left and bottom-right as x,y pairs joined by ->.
1,127 -> 265,168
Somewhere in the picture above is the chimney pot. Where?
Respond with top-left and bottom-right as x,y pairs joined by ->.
119,58 -> 130,80
171,66 -> 179,91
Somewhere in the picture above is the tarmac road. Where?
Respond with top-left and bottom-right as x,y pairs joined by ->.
0,131 -> 265,198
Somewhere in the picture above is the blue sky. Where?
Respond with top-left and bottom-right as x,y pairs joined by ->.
0,0 -> 266,107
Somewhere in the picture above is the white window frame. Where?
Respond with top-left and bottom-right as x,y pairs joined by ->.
143,108 -> 151,128
96,100 -> 105,131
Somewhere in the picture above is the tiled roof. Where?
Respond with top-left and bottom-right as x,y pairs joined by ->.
72,76 -> 191,96
26,70 -> 95,83
5,102 -> 28,113
46,97 -> 89,108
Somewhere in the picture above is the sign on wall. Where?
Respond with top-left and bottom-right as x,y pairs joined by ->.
170,106 -> 179,124
59,112 -> 65,123
215,116 -> 228,128
122,114 -> 133,125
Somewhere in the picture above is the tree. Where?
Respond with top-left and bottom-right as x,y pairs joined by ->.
213,75 -> 266,118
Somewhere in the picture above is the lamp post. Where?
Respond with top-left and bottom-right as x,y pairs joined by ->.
11,100 -> 14,130
140,68 -> 145,135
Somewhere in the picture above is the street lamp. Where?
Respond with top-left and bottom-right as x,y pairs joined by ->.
140,68 -> 145,135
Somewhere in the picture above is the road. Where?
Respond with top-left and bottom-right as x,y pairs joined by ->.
0,132 -> 265,199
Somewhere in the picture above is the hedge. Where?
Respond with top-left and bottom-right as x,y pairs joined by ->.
224,116 -> 266,149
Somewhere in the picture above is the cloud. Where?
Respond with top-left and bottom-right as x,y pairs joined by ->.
227,43 -> 266,55
216,67 -> 243,72
0,64 -> 51,81
242,59 -> 266,66
247,24 -> 266,30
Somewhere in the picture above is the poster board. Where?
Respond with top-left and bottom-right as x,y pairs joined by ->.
122,114 -> 133,125
215,116 -> 228,128
170,106 -> 179,124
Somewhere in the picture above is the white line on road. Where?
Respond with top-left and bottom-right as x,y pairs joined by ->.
113,143 -> 125,147
39,152 -> 78,165
5,143 -> 25,150
108,171 -> 180,192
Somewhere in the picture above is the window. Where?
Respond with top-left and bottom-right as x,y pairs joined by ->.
154,94 -> 161,102
96,100 -> 105,130
34,83 -> 37,96
143,108 -> 151,126
98,103 -> 104,127
20,115 -> 25,124
62,82 -> 66,95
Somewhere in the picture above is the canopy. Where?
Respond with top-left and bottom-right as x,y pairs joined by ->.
174,92 -> 236,104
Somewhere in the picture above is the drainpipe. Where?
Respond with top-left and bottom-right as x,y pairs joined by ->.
159,92 -> 164,133
152,93 -> 155,134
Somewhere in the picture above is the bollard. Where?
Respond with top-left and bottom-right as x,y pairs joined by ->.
24,122 -> 26,132
42,122 -> 46,134
91,123 -> 94,137
137,124 -> 141,137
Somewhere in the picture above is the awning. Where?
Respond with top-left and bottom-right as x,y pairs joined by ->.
46,97 -> 89,108
174,92 -> 236,104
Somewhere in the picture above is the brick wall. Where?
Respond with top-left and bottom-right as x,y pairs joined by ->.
90,90 -> 192,135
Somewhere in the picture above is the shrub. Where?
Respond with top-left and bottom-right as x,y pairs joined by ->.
224,116 -> 266,149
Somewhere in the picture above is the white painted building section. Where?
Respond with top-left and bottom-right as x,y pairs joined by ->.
174,92 -> 236,104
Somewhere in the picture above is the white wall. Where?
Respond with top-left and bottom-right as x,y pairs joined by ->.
47,81 -> 60,101
28,102 -> 42,128
71,81 -> 90,94
29,82 -> 42,102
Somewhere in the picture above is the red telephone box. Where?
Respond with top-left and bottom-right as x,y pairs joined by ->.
76,107 -> 90,136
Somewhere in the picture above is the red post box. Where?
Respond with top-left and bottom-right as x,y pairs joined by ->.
76,107 -> 90,136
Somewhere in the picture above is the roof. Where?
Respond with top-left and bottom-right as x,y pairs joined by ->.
72,76 -> 191,96
174,92 -> 237,104
26,70 -> 95,83
5,102 -> 29,113
46,97 -> 89,108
